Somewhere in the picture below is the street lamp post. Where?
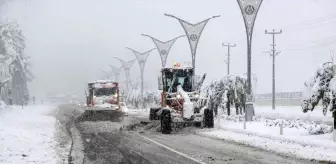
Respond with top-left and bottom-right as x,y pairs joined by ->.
164,13 -> 220,75
109,65 -> 122,82
237,0 -> 264,121
100,69 -> 110,80
113,57 -> 136,95
142,34 -> 185,67
243,73 -> 258,96
126,47 -> 156,109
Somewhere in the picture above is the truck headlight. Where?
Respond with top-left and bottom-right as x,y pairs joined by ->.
194,94 -> 199,98
176,94 -> 181,99
114,94 -> 118,98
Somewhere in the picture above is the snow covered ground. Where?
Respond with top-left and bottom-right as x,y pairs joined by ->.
128,108 -> 149,118
198,107 -> 336,162
254,105 -> 333,125
200,129 -> 336,162
0,104 -> 66,164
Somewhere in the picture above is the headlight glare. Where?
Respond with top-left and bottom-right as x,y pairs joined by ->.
195,94 -> 199,98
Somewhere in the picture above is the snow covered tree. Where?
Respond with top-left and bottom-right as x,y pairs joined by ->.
0,20 -> 32,105
126,88 -> 160,109
301,63 -> 334,115
202,75 -> 247,116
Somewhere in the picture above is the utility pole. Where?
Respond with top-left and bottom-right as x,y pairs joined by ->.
222,43 -> 236,75
265,29 -> 282,110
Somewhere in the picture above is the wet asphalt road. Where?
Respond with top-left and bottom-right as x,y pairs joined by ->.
63,105 -> 320,164
79,131 -> 200,164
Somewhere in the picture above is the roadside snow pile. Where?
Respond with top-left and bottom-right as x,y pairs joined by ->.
0,100 -> 7,109
255,105 -> 333,125
54,104 -> 85,164
128,108 -> 149,118
0,104 -> 60,164
77,121 -> 124,133
209,112 -> 336,161
220,115 -> 333,135
200,130 -> 336,162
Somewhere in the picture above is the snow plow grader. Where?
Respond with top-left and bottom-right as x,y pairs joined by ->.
149,64 -> 213,134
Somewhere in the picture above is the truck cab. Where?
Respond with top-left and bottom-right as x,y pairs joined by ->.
86,80 -> 120,111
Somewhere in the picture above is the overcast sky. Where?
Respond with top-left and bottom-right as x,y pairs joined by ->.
1,0 -> 336,98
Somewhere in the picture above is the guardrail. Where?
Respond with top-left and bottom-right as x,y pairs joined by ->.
255,92 -> 303,100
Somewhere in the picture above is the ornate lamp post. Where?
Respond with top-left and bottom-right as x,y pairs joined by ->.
237,0 -> 263,121
126,47 -> 156,108
109,65 -> 122,82
142,34 -> 185,67
164,13 -> 220,75
113,57 -> 136,95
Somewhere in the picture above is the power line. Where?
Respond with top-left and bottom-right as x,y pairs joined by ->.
279,11 -> 336,32
301,12 -> 336,25
284,37 -> 336,51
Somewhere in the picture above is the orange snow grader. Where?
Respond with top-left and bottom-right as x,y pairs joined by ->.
149,64 -> 213,134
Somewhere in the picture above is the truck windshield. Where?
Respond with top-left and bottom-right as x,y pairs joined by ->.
94,87 -> 117,96
164,70 -> 192,92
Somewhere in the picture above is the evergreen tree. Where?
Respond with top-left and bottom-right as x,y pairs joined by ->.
0,21 -> 32,105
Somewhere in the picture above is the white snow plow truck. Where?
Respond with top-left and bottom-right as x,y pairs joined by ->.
85,80 -> 124,118
149,64 -> 213,134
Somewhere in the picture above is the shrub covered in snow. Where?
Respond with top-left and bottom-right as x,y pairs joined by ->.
220,115 -> 333,135
126,88 -> 160,109
302,63 -> 334,115
0,100 -> 7,109
202,75 -> 247,116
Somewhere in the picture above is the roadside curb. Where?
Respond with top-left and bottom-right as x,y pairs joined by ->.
68,121 -> 84,164
56,105 -> 84,164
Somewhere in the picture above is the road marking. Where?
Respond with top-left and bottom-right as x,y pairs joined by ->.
134,133 -> 207,164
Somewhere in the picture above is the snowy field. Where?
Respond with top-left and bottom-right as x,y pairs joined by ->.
0,104 -> 65,164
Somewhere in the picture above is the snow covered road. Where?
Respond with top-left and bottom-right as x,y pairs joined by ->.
0,104 -> 63,164
57,106 -> 316,164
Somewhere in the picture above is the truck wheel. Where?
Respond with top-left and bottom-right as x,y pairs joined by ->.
149,108 -> 155,120
204,108 -> 214,128
149,108 -> 160,120
194,122 -> 202,128
161,109 -> 171,134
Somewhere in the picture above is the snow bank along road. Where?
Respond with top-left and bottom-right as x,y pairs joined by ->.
57,105 -> 322,164
0,104 -> 70,164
